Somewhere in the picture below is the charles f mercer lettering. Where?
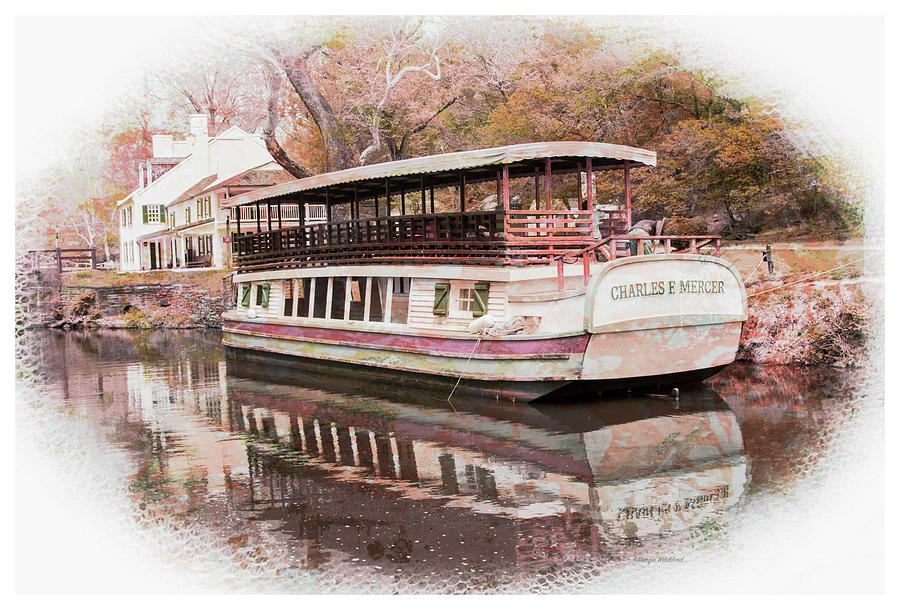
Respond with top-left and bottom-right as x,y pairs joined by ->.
610,279 -> 726,301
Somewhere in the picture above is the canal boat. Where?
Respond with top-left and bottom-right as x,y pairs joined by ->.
222,142 -> 747,401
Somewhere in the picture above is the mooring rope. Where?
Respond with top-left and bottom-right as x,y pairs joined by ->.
743,254 -> 767,283
746,253 -> 877,298
447,337 -> 482,403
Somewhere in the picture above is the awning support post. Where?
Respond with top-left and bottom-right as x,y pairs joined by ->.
501,165 -> 510,210
624,160 -> 632,229
544,158 -> 552,210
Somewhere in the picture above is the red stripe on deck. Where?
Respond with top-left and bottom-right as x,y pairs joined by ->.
225,321 -> 589,357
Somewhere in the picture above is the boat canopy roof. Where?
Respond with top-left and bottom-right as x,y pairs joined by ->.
223,141 -> 656,208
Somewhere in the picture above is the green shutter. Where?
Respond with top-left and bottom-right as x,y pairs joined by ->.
142,205 -> 148,224
433,282 -> 450,316
472,282 -> 490,317
240,285 -> 251,307
257,283 -> 270,308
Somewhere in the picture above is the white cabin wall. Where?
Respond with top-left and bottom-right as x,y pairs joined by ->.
506,296 -> 585,335
408,278 -> 507,332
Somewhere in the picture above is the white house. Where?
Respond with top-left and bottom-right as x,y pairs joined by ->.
116,114 -> 293,272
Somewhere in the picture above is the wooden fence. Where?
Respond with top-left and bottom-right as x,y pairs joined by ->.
23,248 -> 100,273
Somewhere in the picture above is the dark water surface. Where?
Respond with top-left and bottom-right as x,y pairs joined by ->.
21,329 -> 875,592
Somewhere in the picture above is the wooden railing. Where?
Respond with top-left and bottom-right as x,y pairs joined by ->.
233,210 -> 515,270
230,209 -> 721,272
24,248 -> 99,273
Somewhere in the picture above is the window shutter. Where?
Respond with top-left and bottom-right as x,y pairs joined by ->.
258,283 -> 271,308
473,282 -> 490,317
433,282 -> 450,316
240,285 -> 251,307
142,205 -> 148,224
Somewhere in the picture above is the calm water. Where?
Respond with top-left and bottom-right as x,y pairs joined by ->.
20,329 -> 875,592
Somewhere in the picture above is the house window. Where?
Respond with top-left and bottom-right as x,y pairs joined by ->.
197,234 -> 213,257
147,205 -> 161,223
185,207 -> 192,224
197,196 -> 212,219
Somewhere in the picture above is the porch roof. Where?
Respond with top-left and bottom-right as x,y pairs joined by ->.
140,218 -> 214,241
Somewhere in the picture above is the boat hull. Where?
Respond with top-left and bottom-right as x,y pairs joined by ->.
222,325 -> 731,402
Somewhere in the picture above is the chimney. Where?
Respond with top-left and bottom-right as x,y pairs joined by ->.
152,134 -> 174,158
189,113 -> 209,138
189,113 -> 211,175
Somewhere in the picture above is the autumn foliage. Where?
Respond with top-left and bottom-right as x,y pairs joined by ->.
18,17 -> 863,255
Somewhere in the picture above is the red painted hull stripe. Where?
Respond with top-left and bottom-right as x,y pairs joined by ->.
224,321 -> 589,356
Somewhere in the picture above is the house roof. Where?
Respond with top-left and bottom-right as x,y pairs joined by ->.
165,162 -> 293,208
166,175 -> 219,208
223,141 -> 657,208
117,125 -> 270,209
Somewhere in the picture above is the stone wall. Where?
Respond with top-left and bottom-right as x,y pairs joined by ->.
22,280 -> 227,329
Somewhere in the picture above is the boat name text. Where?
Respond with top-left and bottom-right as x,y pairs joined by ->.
610,279 -> 726,301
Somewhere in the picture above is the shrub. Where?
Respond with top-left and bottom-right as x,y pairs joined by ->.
121,307 -> 152,329
66,292 -> 95,317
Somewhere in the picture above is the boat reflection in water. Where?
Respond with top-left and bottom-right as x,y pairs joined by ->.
225,351 -> 747,573
29,330 -> 749,582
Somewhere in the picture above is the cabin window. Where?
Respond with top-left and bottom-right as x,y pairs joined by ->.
472,283 -> 490,316
451,282 -> 490,317
312,277 -> 328,318
433,282 -> 450,316
457,287 -> 475,313
331,277 -> 347,319
348,277 -> 368,321
283,280 -> 294,316
390,277 -> 409,324
296,278 -> 312,317
255,283 -> 270,308
240,284 -> 251,308
368,278 -> 387,323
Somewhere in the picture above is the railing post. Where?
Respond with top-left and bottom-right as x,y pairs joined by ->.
715,238 -> 721,257
582,250 -> 591,286
90,248 -> 97,269
690,238 -> 697,253
556,258 -> 565,292
609,239 -> 616,261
